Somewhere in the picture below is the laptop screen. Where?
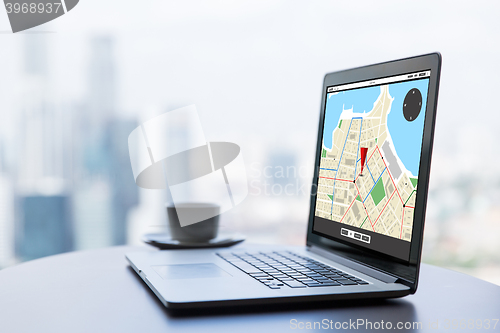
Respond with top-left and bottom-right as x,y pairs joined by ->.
312,70 -> 431,262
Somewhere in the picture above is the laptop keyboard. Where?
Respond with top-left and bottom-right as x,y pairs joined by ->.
217,251 -> 369,290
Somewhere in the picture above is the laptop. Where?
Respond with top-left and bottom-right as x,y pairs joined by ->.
126,53 -> 441,309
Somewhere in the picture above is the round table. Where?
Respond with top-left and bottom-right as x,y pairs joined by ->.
0,245 -> 499,332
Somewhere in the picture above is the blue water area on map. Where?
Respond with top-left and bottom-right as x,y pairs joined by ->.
323,86 -> 380,150
322,78 -> 430,177
387,78 -> 429,177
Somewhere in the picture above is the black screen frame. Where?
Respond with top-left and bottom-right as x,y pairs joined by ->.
306,53 -> 441,293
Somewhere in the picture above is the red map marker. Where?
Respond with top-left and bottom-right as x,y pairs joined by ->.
360,147 -> 368,175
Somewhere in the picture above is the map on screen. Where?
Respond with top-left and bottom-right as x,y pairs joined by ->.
315,76 -> 430,243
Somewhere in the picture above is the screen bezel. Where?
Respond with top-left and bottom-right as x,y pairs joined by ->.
306,53 -> 441,293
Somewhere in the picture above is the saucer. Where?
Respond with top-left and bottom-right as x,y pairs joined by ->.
143,233 -> 245,250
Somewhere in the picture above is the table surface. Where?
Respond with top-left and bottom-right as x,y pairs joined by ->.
0,245 -> 499,333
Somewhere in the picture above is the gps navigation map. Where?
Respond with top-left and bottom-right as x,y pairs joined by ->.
313,71 -> 430,256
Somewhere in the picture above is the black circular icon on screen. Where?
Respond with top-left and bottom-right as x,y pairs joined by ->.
403,88 -> 422,122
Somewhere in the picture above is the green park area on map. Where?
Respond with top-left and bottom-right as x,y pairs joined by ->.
315,85 -> 418,242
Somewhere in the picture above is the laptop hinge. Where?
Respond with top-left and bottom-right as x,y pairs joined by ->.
308,245 -> 399,283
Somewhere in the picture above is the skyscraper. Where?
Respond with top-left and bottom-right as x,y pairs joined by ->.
106,118 -> 139,245
0,174 -> 15,268
19,195 -> 72,261
72,36 -> 138,248
16,34 -> 74,260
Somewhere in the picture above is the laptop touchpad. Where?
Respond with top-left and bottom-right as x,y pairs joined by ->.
152,264 -> 231,280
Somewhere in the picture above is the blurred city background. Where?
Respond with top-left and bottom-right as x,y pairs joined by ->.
0,1 -> 499,285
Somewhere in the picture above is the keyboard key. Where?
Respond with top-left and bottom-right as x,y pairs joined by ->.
319,282 -> 341,286
278,277 -> 294,281
314,277 -> 330,281
314,270 -> 330,274
302,280 -> 319,284
254,265 -> 270,269
250,273 -> 269,278
299,278 -> 316,283
283,280 -> 306,288
262,279 -> 280,284
219,254 -> 239,259
324,274 -> 341,278
305,273 -> 322,278
256,276 -> 273,281
270,274 -> 287,279
343,274 -> 356,279
263,270 -> 279,274
260,259 -> 275,263
225,257 -> 246,262
336,279 -> 357,285
273,265 -> 287,269
231,262 -> 262,274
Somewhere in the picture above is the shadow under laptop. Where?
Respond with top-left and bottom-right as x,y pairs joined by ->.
127,266 -> 417,324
